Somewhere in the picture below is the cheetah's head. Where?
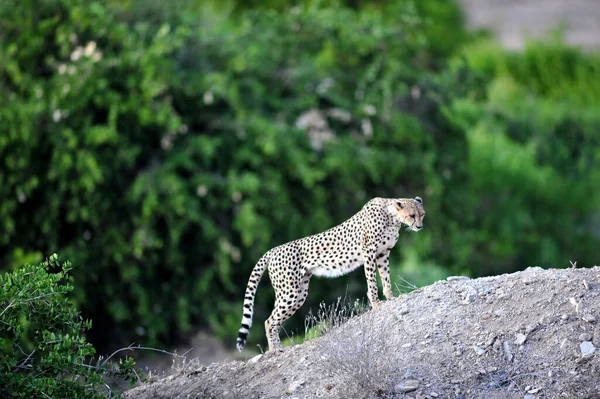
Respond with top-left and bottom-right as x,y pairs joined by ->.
388,197 -> 425,231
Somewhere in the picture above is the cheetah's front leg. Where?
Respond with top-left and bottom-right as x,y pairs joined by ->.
362,244 -> 380,308
377,251 -> 394,300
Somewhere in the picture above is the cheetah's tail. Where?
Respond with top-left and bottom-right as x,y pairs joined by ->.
236,254 -> 269,351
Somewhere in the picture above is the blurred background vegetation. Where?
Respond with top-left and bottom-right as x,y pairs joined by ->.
1,0 -> 599,357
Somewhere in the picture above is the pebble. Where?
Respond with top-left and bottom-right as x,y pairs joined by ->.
447,276 -> 470,281
462,288 -> 479,303
525,324 -> 537,334
523,395 -> 535,399
582,314 -> 596,323
249,354 -> 263,364
398,307 -> 410,315
579,333 -> 592,342
526,266 -> 544,271
395,379 -> 419,393
514,333 -> 527,346
503,341 -> 514,361
286,380 -> 305,394
473,346 -> 486,356
580,341 -> 596,356
430,392 -> 439,398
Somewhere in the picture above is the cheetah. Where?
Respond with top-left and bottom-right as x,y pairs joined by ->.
236,196 -> 425,352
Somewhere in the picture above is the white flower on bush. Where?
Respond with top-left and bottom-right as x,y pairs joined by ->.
84,41 -> 96,57
196,185 -> 208,197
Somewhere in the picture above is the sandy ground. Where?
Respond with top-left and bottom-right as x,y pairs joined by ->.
126,266 -> 600,399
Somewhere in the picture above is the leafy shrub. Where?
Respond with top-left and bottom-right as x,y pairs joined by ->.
444,36 -> 600,275
0,254 -> 138,398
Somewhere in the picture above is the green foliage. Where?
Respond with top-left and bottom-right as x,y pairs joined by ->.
0,254 -> 139,398
444,36 -> 600,275
459,35 -> 600,105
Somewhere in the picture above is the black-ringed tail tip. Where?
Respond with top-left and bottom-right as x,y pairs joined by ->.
236,327 -> 249,351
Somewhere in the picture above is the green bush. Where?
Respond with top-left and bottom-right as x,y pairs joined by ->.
0,254 -> 138,398
444,37 -> 600,275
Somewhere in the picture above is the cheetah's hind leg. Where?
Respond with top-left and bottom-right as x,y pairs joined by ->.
265,269 -> 312,352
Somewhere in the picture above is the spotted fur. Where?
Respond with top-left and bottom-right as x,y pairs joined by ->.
236,196 -> 425,352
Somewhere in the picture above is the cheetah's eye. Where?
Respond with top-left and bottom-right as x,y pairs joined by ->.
410,214 -> 415,219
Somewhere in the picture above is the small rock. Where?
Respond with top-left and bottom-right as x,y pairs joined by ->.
249,354 -> 263,364
447,276 -> 470,281
514,333 -> 527,346
462,287 -> 479,303
579,333 -> 592,342
569,298 -> 581,313
395,379 -> 419,393
430,392 -> 439,398
528,387 -> 541,394
493,340 -> 502,351
526,266 -> 544,271
473,346 -> 486,356
494,309 -> 506,317
561,314 -> 568,320
402,343 -> 413,349
582,314 -> 596,323
523,395 -> 535,399
398,307 -> 410,315
580,341 -> 596,356
286,380 -> 305,394
569,297 -> 578,306
503,341 -> 514,361
525,324 -> 537,334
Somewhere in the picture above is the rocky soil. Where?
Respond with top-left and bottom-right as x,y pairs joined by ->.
126,266 -> 600,399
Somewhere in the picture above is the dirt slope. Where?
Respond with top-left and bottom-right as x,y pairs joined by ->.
126,266 -> 600,399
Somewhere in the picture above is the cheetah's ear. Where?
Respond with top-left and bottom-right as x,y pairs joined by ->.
396,201 -> 404,209
414,197 -> 422,204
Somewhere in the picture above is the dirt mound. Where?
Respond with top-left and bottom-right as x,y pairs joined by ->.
126,266 -> 600,398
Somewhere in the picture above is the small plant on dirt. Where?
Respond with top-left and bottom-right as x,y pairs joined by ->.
304,296 -> 368,341
0,254 -> 141,398
316,318 -> 403,398
281,295 -> 367,347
